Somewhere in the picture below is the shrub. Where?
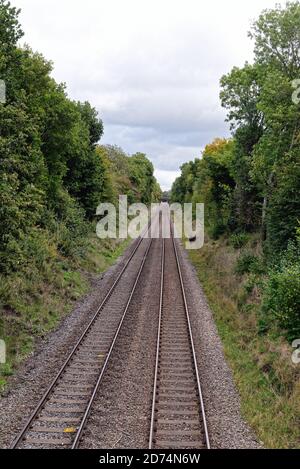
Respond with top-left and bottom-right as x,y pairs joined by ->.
0,363 -> 14,377
235,252 -> 265,275
210,223 -> 226,240
261,240 -> 300,340
230,232 -> 249,249
261,263 -> 300,340
243,274 -> 259,294
55,210 -> 89,260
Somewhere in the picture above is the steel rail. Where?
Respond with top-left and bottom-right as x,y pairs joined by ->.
149,214 -> 210,449
148,237 -> 165,449
11,213 -> 158,449
73,238 -> 154,448
171,226 -> 211,449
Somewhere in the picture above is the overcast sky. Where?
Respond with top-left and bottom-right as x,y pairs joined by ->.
15,0 -> 281,190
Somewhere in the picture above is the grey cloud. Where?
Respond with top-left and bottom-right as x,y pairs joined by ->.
15,0 -> 279,189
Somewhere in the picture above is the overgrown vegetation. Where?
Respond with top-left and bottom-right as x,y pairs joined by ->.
171,1 -> 300,448
171,1 -> 300,341
189,238 -> 300,449
260,237 -> 300,340
0,1 -> 161,388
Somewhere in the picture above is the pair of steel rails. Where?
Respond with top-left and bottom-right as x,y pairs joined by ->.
11,210 -> 209,450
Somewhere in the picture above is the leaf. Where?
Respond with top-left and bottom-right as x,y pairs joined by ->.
64,427 -> 77,434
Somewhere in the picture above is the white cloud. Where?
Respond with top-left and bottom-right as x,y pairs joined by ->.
15,0 -> 281,189
155,170 -> 181,192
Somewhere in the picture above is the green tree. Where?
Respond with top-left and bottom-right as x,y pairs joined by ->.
220,64 -> 264,231
250,1 -> 300,251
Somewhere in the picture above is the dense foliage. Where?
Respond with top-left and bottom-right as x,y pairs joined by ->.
0,0 -> 160,274
98,145 -> 161,205
171,2 -> 300,338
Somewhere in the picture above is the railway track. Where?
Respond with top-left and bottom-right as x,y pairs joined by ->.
11,206 -> 210,450
149,210 -> 210,449
11,214 -> 159,449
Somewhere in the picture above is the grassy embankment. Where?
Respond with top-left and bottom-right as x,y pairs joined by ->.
189,235 -> 300,449
0,234 -> 129,391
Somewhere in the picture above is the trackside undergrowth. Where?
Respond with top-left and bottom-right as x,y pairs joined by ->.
189,236 -> 300,449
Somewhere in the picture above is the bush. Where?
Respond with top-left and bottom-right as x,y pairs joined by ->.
210,223 -> 226,240
0,363 -> 13,377
261,263 -> 300,340
56,206 -> 89,259
235,252 -> 265,275
230,232 -> 249,249
0,227 -> 55,275
260,240 -> 300,340
243,273 -> 260,294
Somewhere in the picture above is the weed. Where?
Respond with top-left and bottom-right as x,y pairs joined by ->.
230,232 -> 250,249
235,252 -> 265,275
